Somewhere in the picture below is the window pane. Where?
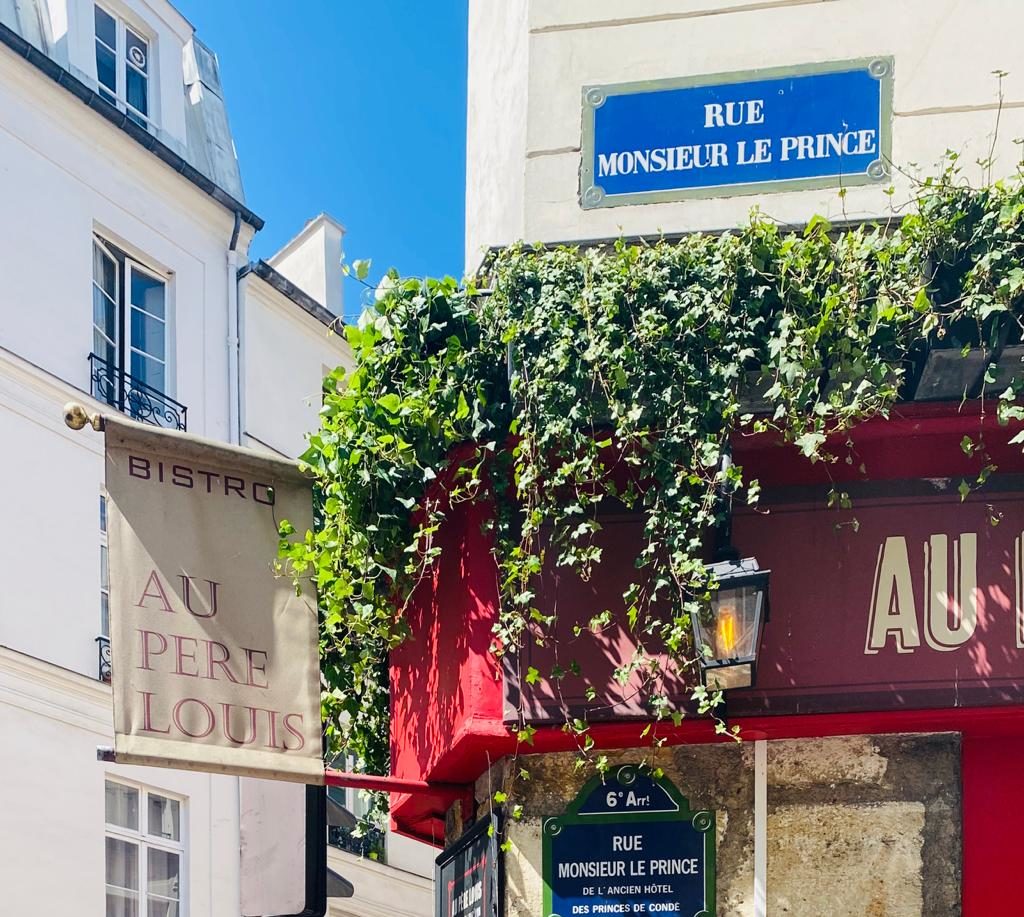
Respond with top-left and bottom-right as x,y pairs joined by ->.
130,309 -> 165,361
106,887 -> 139,917
93,332 -> 117,373
130,351 -> 165,394
126,68 -> 148,119
148,794 -> 180,841
147,897 -> 179,917
96,42 -> 117,93
130,270 -> 164,319
147,848 -> 180,900
126,28 -> 148,74
101,590 -> 110,637
105,837 -> 139,890
94,6 -> 116,48
100,494 -> 107,533
93,244 -> 118,367
100,543 -> 109,590
105,782 -> 139,830
93,287 -> 117,345
93,244 -> 117,299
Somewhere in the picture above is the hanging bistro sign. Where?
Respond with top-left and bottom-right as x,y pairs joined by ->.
544,766 -> 715,917
580,58 -> 893,209
102,414 -> 324,783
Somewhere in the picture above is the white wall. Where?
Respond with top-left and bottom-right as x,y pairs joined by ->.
466,0 -> 1024,262
269,214 -> 346,319
240,275 -> 351,459
0,10 -> 432,915
327,845 -> 432,917
0,646 -> 240,916
0,26 -> 255,670
0,351 -> 107,674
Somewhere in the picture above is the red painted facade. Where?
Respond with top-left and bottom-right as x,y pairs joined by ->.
389,403 -> 1024,914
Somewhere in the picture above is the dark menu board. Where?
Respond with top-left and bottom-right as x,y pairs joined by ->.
436,812 -> 501,917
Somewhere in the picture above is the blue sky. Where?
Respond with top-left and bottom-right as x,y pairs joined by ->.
176,0 -> 468,321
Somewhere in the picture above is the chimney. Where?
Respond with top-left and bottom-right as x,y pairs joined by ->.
268,214 -> 345,317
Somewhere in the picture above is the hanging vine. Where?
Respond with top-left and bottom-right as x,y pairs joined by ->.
279,161 -> 1024,781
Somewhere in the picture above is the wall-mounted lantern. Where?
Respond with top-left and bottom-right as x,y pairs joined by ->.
692,444 -> 770,690
692,557 -> 769,690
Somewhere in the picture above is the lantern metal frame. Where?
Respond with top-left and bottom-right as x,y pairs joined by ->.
693,557 -> 770,691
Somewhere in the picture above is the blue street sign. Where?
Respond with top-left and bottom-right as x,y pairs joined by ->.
580,58 -> 893,208
543,766 -> 715,917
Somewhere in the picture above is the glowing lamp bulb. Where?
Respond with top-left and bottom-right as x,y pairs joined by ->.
715,606 -> 737,657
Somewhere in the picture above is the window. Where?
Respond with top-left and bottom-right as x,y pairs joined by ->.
97,493 -> 112,681
105,780 -> 184,917
94,4 -> 151,128
93,240 -> 118,371
326,754 -> 387,861
91,236 -> 172,412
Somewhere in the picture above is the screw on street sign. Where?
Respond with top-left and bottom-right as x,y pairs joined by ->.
542,765 -> 715,917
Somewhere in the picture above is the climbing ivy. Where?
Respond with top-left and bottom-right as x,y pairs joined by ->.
280,162 -> 1024,777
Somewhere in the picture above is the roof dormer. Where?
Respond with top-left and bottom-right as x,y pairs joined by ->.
0,0 -> 248,207
81,0 -> 190,146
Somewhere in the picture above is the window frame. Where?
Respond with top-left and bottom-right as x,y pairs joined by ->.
92,238 -> 119,374
99,493 -> 109,638
104,777 -> 187,916
91,234 -> 175,402
125,257 -> 169,396
93,2 -> 154,129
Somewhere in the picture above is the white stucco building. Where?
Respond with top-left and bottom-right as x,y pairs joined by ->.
0,1 -> 430,914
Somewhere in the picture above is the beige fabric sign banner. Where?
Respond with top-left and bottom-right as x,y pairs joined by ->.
104,414 -> 324,784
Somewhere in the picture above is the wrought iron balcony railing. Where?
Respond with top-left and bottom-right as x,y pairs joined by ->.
89,353 -> 187,431
96,635 -> 112,683
328,824 -> 387,863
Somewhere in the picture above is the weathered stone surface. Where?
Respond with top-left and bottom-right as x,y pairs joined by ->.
505,818 -> 544,917
769,735 -> 888,788
475,732 -> 960,917
767,802 -> 925,916
767,733 -> 961,916
500,745 -> 756,916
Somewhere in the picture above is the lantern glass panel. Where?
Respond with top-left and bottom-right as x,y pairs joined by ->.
710,584 -> 762,660
693,579 -> 765,663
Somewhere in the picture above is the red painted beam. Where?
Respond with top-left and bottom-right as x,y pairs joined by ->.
324,768 -> 468,801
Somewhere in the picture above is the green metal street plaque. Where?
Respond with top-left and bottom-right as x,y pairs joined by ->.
543,765 -> 715,917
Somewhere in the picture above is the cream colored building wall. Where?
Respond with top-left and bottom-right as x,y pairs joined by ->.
466,0 -> 1024,267
464,0 -> 529,270
269,214 -> 347,319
